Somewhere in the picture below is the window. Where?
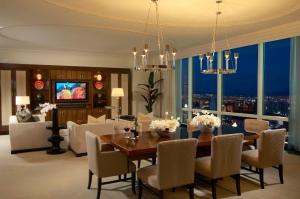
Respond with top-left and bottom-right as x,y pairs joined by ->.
222,45 -> 258,114
221,116 -> 248,134
181,58 -> 189,108
264,38 -> 291,117
192,55 -> 217,110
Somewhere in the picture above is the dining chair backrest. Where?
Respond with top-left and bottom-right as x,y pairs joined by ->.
244,119 -> 269,135
85,131 -> 101,177
211,134 -> 243,179
258,129 -> 286,168
157,139 -> 198,190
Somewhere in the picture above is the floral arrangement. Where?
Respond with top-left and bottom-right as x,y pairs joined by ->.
149,117 -> 180,132
190,110 -> 221,128
39,103 -> 56,116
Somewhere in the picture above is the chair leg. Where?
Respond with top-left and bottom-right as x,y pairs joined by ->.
279,164 -> 284,184
158,190 -> 164,199
97,178 -> 102,199
88,170 -> 93,189
118,175 -> 121,181
131,172 -> 136,194
138,179 -> 143,199
234,174 -> 241,196
188,184 -> 194,199
138,160 -> 141,168
124,174 -> 127,181
259,168 -> 264,189
211,179 -> 217,199
152,157 -> 156,165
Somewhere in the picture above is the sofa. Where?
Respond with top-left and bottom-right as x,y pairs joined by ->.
68,121 -> 115,156
9,115 -> 52,154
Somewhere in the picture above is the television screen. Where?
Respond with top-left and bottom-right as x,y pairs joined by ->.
55,82 -> 88,101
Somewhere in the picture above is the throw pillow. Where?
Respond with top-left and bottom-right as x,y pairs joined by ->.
16,109 -> 33,123
137,112 -> 153,121
87,115 -> 106,124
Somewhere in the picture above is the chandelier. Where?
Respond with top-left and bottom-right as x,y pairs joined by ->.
199,0 -> 239,75
132,0 -> 176,72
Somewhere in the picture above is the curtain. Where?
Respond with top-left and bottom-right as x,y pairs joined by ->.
288,37 -> 300,152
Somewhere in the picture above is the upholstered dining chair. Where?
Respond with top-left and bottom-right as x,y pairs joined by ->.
244,119 -> 269,135
137,138 -> 198,199
242,129 -> 286,189
195,134 -> 244,199
85,131 -> 136,199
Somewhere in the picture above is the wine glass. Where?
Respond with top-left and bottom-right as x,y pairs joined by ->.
123,125 -> 131,138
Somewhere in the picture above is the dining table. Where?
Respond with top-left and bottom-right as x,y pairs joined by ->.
99,126 -> 259,162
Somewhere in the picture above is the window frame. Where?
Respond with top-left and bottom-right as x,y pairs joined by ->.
177,39 -> 290,128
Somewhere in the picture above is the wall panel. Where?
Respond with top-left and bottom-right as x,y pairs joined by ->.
1,70 -> 12,126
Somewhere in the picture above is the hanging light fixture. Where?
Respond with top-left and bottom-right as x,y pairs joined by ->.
199,0 -> 238,75
132,0 -> 176,72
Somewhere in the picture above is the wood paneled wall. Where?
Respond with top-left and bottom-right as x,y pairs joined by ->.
0,63 -> 132,134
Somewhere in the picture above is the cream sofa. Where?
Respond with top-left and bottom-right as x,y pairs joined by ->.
68,121 -> 114,156
9,115 -> 52,154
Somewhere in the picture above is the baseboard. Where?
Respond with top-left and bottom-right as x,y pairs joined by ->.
11,147 -> 50,154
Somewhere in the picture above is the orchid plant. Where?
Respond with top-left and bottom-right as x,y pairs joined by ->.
149,116 -> 180,132
39,103 -> 56,116
190,110 -> 221,128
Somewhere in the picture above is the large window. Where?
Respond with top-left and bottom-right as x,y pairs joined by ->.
264,38 -> 291,117
222,44 -> 258,114
192,55 -> 217,110
221,116 -> 248,134
181,58 -> 189,108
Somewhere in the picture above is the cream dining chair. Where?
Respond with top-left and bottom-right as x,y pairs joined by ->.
242,129 -> 286,189
195,134 -> 244,199
244,119 -> 269,135
137,139 -> 198,199
85,131 -> 136,199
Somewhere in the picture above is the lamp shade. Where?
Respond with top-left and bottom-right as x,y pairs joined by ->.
111,88 -> 124,97
16,96 -> 30,105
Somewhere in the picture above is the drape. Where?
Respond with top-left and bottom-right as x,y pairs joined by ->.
288,37 -> 300,152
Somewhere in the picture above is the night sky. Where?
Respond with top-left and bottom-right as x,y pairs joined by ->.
182,38 -> 291,97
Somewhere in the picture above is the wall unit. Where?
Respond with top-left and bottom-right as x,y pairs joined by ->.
0,63 -> 131,133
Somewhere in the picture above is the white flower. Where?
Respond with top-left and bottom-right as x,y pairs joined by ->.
39,103 -> 56,116
150,119 -> 180,132
190,111 -> 220,128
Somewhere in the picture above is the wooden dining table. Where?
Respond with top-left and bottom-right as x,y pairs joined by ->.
99,128 -> 259,161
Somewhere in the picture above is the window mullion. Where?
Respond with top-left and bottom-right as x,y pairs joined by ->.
257,43 -> 264,119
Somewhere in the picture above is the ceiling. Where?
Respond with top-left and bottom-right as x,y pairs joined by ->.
0,0 -> 300,55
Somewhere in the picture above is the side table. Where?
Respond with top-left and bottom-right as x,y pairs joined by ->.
46,125 -> 67,155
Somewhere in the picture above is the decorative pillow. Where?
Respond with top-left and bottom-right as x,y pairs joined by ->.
16,109 -> 33,123
87,115 -> 106,124
137,112 -> 153,121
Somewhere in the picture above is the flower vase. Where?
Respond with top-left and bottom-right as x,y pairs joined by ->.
155,128 -> 175,138
199,125 -> 214,140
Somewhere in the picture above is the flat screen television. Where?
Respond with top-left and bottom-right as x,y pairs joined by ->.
55,81 -> 88,102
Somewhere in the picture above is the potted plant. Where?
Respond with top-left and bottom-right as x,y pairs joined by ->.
190,110 -> 221,139
138,72 -> 163,113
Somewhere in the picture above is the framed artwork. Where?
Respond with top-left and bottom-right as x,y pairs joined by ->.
34,80 -> 45,90
94,81 -> 104,90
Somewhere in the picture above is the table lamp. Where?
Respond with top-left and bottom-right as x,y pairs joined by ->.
16,96 -> 31,122
111,88 -> 124,120
16,96 -> 30,111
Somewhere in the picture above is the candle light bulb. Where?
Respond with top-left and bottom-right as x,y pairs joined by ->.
184,104 -> 188,108
144,44 -> 149,53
